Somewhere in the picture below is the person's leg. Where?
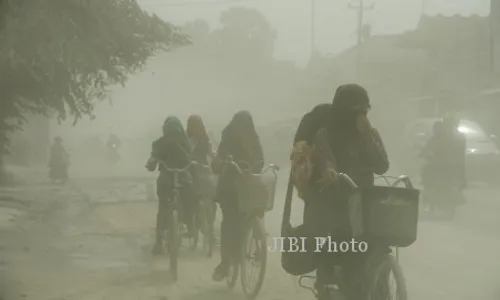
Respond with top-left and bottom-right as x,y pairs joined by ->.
340,253 -> 366,300
153,179 -> 170,254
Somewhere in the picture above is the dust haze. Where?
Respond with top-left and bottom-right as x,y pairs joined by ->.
1,1 -> 500,300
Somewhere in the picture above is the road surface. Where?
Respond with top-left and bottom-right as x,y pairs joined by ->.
0,168 -> 499,300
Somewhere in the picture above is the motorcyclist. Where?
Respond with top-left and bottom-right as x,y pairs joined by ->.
420,115 -> 466,211
106,134 -> 121,164
146,117 -> 194,257
292,84 -> 389,300
210,111 -> 264,281
49,137 -> 69,183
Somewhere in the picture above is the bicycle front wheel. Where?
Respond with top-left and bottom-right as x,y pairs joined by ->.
240,217 -> 267,299
168,208 -> 180,280
368,254 -> 407,300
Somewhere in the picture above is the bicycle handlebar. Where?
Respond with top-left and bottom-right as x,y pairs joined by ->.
223,155 -> 279,175
148,157 -> 210,173
338,173 -> 414,189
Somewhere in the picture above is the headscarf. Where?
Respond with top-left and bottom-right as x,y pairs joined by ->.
223,110 -> 262,162
330,83 -> 371,129
187,115 -> 209,143
162,116 -> 191,154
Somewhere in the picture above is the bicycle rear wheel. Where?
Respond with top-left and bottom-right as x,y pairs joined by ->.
368,255 -> 407,300
240,218 -> 267,299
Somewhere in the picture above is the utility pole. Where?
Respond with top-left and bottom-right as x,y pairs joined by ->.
348,0 -> 374,79
310,0 -> 316,56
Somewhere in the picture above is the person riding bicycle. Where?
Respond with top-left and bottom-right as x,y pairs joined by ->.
420,115 -> 466,210
211,110 -> 264,281
146,116 -> 195,255
187,115 -> 215,165
292,84 -> 389,300
49,137 -> 69,183
186,115 -> 217,229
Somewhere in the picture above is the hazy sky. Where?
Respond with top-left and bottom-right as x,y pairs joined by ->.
138,0 -> 489,65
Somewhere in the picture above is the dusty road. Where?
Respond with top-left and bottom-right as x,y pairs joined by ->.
0,169 -> 499,300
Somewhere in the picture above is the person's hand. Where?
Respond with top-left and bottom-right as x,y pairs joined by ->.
356,113 -> 372,135
317,167 -> 339,189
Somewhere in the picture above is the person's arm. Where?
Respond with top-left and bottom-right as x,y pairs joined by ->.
211,132 -> 230,174
253,137 -> 265,173
361,128 -> 389,175
146,141 -> 159,171
313,128 -> 338,184
293,112 -> 314,145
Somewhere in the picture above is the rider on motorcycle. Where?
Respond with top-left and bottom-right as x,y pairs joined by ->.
420,115 -> 466,211
292,84 -> 389,300
49,137 -> 69,183
146,117 -> 195,256
106,134 -> 121,163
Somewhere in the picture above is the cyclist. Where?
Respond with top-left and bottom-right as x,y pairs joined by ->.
186,115 -> 217,233
187,115 -> 215,164
420,115 -> 466,210
292,84 -> 389,300
211,110 -> 264,281
49,137 -> 69,183
146,116 -> 194,256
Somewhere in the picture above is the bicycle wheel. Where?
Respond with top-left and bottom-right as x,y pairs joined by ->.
168,208 -> 180,280
240,218 -> 267,299
368,255 -> 407,300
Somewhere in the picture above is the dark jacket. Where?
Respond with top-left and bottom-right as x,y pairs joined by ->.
213,113 -> 264,206
147,136 -> 192,190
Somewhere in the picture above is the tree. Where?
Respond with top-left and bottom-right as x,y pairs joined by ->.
211,6 -> 276,62
0,0 -> 188,182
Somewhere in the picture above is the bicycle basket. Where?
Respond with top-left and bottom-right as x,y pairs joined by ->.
235,171 -> 278,213
348,186 -> 420,248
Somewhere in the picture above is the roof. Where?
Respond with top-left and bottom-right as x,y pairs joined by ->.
332,34 -> 426,65
400,14 -> 489,47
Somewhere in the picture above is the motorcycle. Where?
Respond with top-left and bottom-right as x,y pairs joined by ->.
107,143 -> 120,165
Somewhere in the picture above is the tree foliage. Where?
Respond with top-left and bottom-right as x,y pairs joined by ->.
182,7 -> 275,62
0,0 -> 188,148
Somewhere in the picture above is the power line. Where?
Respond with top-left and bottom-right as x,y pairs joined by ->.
348,0 -> 374,79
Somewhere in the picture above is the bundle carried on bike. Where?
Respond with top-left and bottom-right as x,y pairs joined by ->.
235,168 -> 278,213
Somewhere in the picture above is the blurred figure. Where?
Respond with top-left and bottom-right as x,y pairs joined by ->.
211,111 -> 264,281
49,137 -> 69,183
146,117 -> 194,257
420,114 -> 466,215
106,134 -> 121,165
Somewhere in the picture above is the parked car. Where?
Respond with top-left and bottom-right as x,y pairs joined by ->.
399,118 -> 500,185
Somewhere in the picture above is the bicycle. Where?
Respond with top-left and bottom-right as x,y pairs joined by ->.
299,174 -> 417,300
149,158 -> 206,279
222,155 -> 279,299
190,162 -> 217,257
